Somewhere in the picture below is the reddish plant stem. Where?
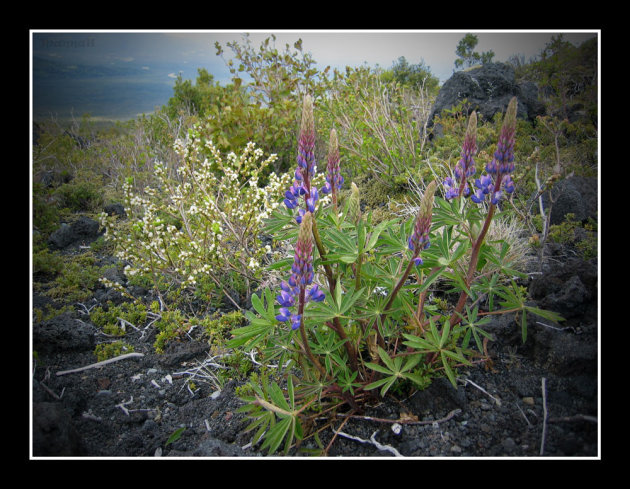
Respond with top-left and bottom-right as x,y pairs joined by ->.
297,286 -> 327,379
450,174 -> 503,327
311,219 -> 358,372
367,256 -> 417,349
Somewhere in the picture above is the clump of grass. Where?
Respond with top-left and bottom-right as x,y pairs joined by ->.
94,341 -> 135,362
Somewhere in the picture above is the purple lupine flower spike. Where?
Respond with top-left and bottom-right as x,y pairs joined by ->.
473,97 -> 518,205
275,212 -> 324,330
284,95 -> 322,220
444,111 -> 477,200
408,181 -> 436,266
486,97 -> 517,176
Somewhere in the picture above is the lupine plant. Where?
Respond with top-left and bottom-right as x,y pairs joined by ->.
229,95 -> 564,455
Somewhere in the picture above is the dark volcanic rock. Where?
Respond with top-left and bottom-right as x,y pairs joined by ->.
48,216 -> 102,250
429,62 -> 545,130
33,311 -> 95,355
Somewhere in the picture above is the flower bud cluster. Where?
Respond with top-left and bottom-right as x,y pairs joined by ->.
408,181 -> 436,266
284,95 -> 323,222
444,112 -> 477,200
321,128 -> 344,204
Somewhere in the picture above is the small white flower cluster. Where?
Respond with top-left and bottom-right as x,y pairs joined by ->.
101,124 -> 291,300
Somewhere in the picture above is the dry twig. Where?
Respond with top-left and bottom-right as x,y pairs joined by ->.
56,352 -> 144,376
540,377 -> 548,456
336,430 -> 403,457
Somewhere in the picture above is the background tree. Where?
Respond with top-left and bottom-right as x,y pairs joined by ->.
454,33 -> 495,69
382,56 -> 440,95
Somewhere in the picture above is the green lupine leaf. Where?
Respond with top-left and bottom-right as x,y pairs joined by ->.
262,416 -> 292,454
441,348 -> 470,365
524,305 -> 564,323
338,254 -> 359,264
403,372 -> 431,388
441,351 -> 458,388
429,319 -> 440,344
439,320 -> 451,349
326,228 -> 355,252
266,257 -> 293,271
334,278 -> 342,309
287,376 -> 295,409
268,382 -> 291,412
364,376 -> 393,392
357,218 -> 366,253
365,361 -> 394,376
365,219 -> 396,252
226,322 -> 273,348
450,241 -> 470,263
401,353 -> 422,372
402,333 -> 436,351
339,287 -> 365,315
250,292 -> 269,320
377,347 -> 397,372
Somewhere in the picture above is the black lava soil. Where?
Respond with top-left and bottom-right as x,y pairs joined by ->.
32,236 -> 599,459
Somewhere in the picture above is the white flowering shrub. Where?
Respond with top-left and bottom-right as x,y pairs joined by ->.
100,123 -> 292,307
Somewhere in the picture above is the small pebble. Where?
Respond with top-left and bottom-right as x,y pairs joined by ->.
522,397 -> 535,406
502,437 -> 517,452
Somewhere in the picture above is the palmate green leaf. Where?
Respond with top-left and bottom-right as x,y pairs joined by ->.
340,287 -> 366,315
265,257 -> 294,271
325,228 -> 356,253
334,277 -> 342,310
433,196 -> 465,228
267,381 -> 291,412
262,416 -> 292,455
226,317 -> 273,349
416,265 -> 446,294
263,207 -> 296,235
400,353 -> 423,373
524,305 -> 564,323
402,333 -> 436,351
377,346 -> 398,372
364,375 -> 398,397
364,219 -> 397,253
250,291 -> 273,321
440,351 -> 458,388
286,376 -> 295,410
439,320 -> 451,349
245,410 -> 273,446
364,361 -> 394,376
337,254 -> 359,264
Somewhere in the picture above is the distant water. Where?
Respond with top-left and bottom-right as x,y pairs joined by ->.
33,74 -> 176,122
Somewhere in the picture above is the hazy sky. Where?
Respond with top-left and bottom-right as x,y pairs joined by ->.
32,29 -> 598,84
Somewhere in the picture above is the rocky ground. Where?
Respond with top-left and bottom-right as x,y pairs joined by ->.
31,214 -> 599,459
